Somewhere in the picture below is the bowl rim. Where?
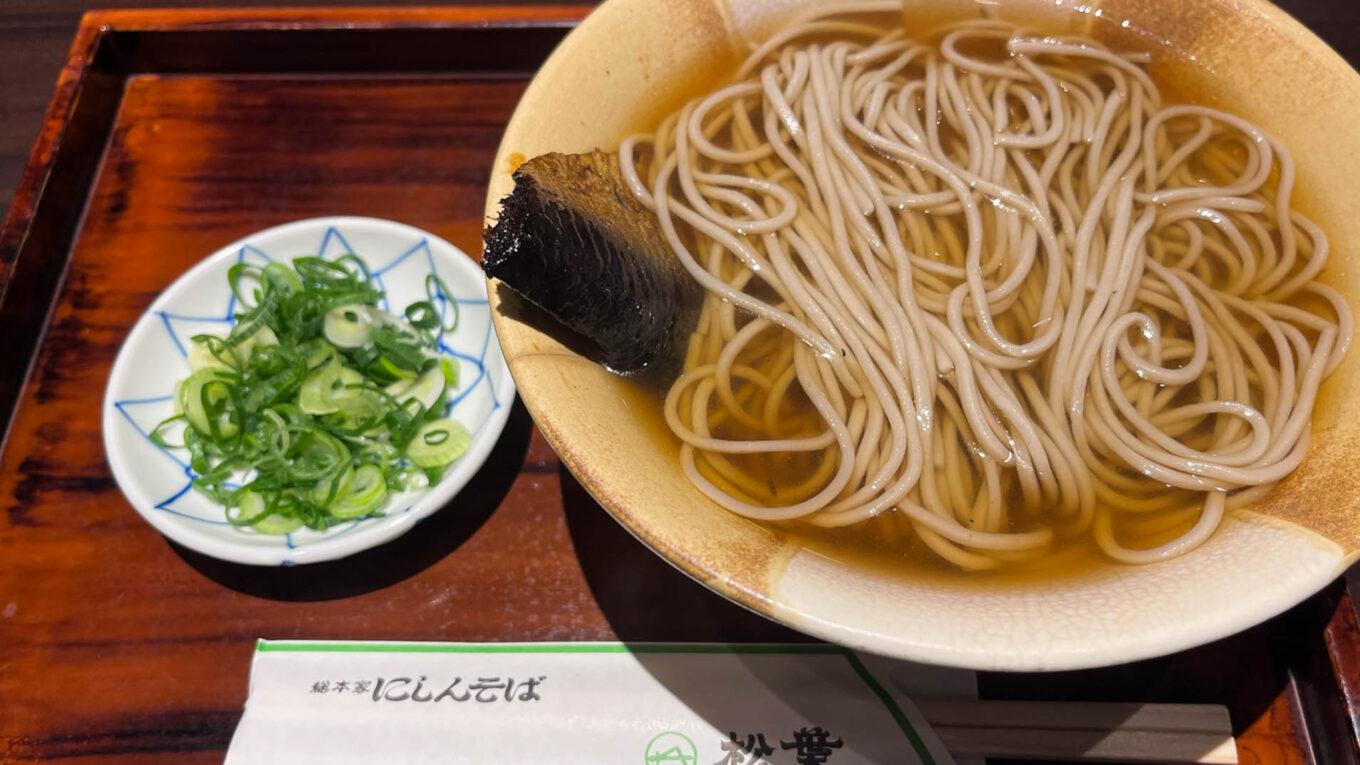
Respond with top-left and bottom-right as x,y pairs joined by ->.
103,215 -> 516,566
487,0 -> 1360,669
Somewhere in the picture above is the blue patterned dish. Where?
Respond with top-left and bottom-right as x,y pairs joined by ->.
102,217 -> 515,565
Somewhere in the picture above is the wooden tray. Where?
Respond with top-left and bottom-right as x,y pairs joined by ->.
2,8 -> 1359,763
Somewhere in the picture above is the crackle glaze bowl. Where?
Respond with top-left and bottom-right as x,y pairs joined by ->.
485,0 -> 1360,670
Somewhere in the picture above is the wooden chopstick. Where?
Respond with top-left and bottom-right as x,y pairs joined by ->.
917,700 -> 1237,764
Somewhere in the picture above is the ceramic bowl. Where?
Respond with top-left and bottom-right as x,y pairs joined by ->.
104,216 -> 515,566
486,0 -> 1360,669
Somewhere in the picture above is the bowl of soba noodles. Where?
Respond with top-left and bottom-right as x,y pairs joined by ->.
482,0 -> 1360,670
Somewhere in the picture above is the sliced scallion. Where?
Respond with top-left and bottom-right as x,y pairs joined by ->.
157,255 -> 469,535
406,419 -> 472,469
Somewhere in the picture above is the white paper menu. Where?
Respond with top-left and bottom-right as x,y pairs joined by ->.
225,641 -> 960,765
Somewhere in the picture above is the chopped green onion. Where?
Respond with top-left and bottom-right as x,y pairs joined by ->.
426,274 -> 460,334
299,362 -> 365,415
324,304 -> 378,348
391,365 -> 446,411
406,419 -> 472,469
155,255 -> 468,535
178,368 -> 239,438
330,465 -> 388,518
440,357 -> 459,388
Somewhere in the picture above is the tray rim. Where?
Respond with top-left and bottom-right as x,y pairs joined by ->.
0,2 -> 593,257
0,3 -> 594,286
79,5 -> 591,29
0,4 -> 592,453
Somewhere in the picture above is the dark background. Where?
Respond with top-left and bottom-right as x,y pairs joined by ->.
1,0 -> 1359,220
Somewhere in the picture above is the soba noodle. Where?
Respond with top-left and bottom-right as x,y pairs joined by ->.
617,1 -> 1353,569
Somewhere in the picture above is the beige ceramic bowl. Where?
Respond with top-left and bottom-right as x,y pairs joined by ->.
486,0 -> 1360,670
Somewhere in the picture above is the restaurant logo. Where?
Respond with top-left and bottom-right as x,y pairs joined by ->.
644,731 -> 698,764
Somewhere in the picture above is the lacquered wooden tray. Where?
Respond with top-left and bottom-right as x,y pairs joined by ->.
2,8 -> 1360,764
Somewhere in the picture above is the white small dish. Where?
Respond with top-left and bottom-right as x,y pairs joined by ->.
103,216 -> 515,566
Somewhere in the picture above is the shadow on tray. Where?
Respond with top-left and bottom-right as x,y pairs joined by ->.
560,464 -> 806,643
169,397 -> 535,601
978,580 -> 1349,759
562,463 -> 950,761
560,455 -> 1340,763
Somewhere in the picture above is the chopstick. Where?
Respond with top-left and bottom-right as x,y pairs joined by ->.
917,700 -> 1237,764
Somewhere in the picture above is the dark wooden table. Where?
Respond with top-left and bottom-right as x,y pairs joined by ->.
3,4 -> 1360,765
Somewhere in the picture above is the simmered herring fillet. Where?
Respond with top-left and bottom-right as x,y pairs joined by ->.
483,151 -> 701,375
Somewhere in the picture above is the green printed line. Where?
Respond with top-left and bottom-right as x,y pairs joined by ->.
843,653 -> 935,765
257,640 -> 847,656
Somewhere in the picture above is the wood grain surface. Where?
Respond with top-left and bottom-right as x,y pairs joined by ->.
2,6 -> 1360,765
